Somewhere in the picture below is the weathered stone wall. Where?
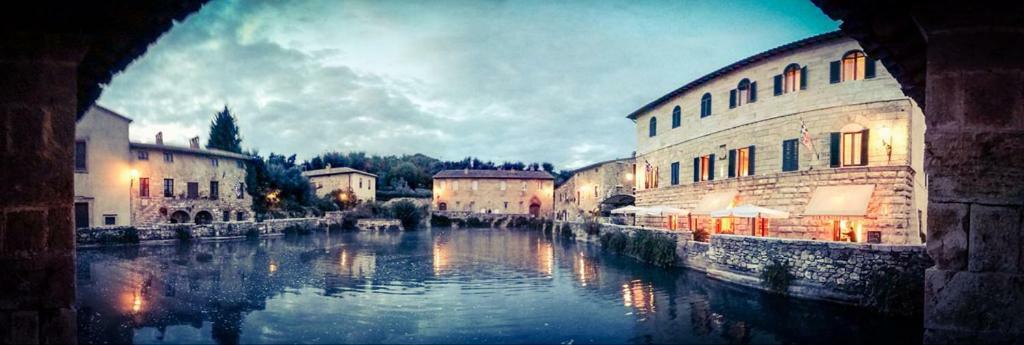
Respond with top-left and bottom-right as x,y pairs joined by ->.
434,211 -> 552,229
131,146 -> 251,226
303,169 -> 376,202
636,165 -> 919,244
557,221 -> 930,306
77,218 -> 326,246
554,158 -> 634,221
356,218 -> 402,231
707,234 -> 931,303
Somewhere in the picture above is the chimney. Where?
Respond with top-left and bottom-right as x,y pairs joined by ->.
155,132 -> 163,145
189,136 -> 200,149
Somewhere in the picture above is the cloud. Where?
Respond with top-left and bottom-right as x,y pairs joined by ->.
98,0 -> 836,168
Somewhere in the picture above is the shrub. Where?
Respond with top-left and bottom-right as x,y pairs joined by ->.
600,231 -> 628,254
761,260 -> 794,294
583,220 -> 601,236
388,200 -> 423,230
693,228 -> 710,242
244,228 -> 260,239
282,224 -> 313,235
175,228 -> 193,241
465,217 -> 486,228
862,267 -> 924,316
95,227 -> 141,244
195,252 -> 213,263
431,215 -> 453,227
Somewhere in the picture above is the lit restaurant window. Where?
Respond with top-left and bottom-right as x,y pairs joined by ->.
842,51 -> 866,81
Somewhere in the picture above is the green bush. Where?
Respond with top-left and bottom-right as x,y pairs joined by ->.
282,224 -> 313,235
431,215 -> 453,227
175,228 -> 193,241
96,227 -> 141,244
583,220 -> 601,236
600,231 -> 628,254
693,228 -> 710,242
862,267 -> 924,316
624,231 -> 677,267
465,217 -> 486,228
388,200 -> 423,230
761,260 -> 794,294
244,227 -> 260,239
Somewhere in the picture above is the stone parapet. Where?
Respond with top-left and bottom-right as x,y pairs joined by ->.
77,218 -> 326,246
356,218 -> 402,231
557,220 -> 931,307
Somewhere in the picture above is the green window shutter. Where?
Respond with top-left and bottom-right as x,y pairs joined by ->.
800,66 -> 808,89
749,81 -> 757,102
829,60 -> 841,84
729,90 -> 737,108
748,145 -> 756,175
728,149 -> 736,178
773,75 -> 783,96
671,162 -> 679,185
708,154 -> 716,181
860,129 -> 870,165
693,157 -> 700,182
865,58 -> 877,79
829,132 -> 841,167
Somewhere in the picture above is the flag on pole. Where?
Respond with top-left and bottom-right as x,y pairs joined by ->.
800,120 -> 819,159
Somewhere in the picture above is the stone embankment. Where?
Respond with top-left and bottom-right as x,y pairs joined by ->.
557,221 -> 931,307
78,217 -> 332,246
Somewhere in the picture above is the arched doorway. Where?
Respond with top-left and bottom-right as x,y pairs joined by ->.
528,197 -> 541,217
169,210 -> 190,224
438,202 -> 447,211
194,211 -> 213,225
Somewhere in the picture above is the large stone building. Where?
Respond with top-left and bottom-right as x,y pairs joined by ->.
628,31 -> 926,244
74,105 -> 253,228
301,166 -> 377,203
554,157 -> 635,221
432,169 -> 554,217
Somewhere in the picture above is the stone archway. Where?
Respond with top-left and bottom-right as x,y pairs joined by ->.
194,211 -> 213,224
169,210 -> 191,224
438,202 -> 447,211
528,197 -> 541,217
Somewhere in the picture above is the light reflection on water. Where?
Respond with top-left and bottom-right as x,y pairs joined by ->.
76,228 -> 921,344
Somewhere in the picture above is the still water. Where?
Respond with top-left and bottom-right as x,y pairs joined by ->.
76,228 -> 921,344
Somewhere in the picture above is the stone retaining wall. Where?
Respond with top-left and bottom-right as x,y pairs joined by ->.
77,217 -> 325,245
356,218 -> 402,231
557,220 -> 931,306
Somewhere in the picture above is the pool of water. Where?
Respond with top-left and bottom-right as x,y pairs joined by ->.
76,228 -> 921,344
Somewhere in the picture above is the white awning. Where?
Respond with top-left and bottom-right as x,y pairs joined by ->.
693,190 -> 738,215
804,185 -> 875,216
610,205 -> 644,214
710,204 -> 790,219
640,205 -> 690,216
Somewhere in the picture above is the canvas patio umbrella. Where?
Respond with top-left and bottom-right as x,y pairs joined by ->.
610,205 -> 645,214
710,204 -> 789,236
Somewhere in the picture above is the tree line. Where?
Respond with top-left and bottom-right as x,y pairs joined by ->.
204,106 -> 573,218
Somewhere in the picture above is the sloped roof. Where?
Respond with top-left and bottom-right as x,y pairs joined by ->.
129,142 -> 252,160
626,31 -> 845,120
302,167 -> 377,178
570,157 -> 634,174
433,169 -> 554,180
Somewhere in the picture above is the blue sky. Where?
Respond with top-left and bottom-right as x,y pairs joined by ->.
98,0 -> 837,169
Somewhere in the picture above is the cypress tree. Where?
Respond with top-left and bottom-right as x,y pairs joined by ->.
206,105 -> 242,153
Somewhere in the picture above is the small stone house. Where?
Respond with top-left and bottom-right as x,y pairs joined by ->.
432,169 -> 554,218
302,166 -> 377,203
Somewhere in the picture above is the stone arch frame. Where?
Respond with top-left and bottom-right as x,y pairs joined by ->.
169,210 -> 191,224
194,210 -> 213,224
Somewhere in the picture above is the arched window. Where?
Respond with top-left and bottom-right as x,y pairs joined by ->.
671,106 -> 681,128
700,93 -> 712,118
842,51 -> 866,81
648,117 -> 657,137
736,79 -> 751,106
784,64 -> 801,93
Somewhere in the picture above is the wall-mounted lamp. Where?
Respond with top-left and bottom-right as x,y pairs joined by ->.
879,126 -> 893,162
625,173 -> 634,182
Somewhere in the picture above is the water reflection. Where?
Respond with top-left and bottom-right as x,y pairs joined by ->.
77,229 -> 922,344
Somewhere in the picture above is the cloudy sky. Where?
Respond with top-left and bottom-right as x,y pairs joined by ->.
98,0 -> 837,169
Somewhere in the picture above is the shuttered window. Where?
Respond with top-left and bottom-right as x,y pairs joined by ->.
670,162 -> 680,185
140,177 -> 150,197
671,106 -> 681,128
728,146 -> 755,178
695,155 -> 714,182
649,117 -> 657,137
74,141 -> 87,171
700,93 -> 712,117
831,130 -> 869,167
782,139 -> 799,172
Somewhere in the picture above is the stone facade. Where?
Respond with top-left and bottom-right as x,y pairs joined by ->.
554,157 -> 635,222
628,33 -> 927,244
129,141 -> 251,226
432,169 -> 554,217
302,166 -> 377,203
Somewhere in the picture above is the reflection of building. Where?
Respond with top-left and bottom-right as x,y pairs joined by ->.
555,157 -> 635,221
302,166 -> 377,202
628,32 -> 926,244
432,169 -> 554,217
74,105 -> 253,227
